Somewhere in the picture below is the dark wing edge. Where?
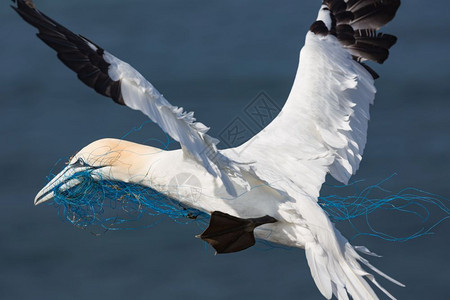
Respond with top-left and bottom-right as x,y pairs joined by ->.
12,0 -> 246,196
12,0 -> 124,104
310,0 -> 401,79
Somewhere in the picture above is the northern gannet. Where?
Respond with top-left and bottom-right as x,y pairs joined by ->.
14,0 -> 403,299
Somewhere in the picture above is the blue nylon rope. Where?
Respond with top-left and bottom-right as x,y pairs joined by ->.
319,174 -> 449,241
48,169 -> 210,231
45,166 -> 449,243
44,123 -> 449,242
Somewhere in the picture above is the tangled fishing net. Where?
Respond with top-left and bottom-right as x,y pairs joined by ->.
44,123 -> 449,241
45,159 -> 449,242
48,164 -> 210,232
319,175 -> 449,241
46,124 -> 209,232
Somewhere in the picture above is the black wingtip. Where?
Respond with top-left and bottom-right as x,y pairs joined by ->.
12,0 -> 36,13
310,21 -> 329,36
359,62 -> 380,79
350,0 -> 401,30
312,0 -> 400,78
13,0 -> 125,105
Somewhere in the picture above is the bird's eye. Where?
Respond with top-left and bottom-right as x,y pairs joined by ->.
72,157 -> 86,167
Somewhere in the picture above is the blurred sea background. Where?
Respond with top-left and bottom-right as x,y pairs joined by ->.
1,0 -> 449,299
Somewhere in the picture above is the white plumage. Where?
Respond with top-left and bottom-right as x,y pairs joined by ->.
228,31 -> 377,198
99,45 -> 239,195
14,0 -> 403,299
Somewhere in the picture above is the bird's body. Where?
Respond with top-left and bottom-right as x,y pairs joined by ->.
14,0 -> 404,299
43,138 -> 310,249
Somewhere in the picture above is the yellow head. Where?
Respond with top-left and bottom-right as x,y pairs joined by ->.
35,138 -> 162,205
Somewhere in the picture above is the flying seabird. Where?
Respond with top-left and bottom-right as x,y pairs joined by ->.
14,0 -> 403,299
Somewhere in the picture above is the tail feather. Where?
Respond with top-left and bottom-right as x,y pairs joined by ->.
305,243 -> 333,298
305,228 -> 404,300
353,249 -> 405,287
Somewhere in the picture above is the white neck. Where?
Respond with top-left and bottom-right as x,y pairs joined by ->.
88,139 -> 222,209
89,138 -> 284,221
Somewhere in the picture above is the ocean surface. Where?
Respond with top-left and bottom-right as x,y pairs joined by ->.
1,0 -> 449,299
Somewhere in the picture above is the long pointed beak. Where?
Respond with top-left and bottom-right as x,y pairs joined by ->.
34,166 -> 85,205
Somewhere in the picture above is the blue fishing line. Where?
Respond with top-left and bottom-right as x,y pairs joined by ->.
318,174 -> 449,241
46,164 -> 449,243
43,122 -> 449,242
48,168 -> 210,231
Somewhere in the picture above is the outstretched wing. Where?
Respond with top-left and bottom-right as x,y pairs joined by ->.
13,0 -> 228,186
227,0 -> 400,199
224,2 -> 402,299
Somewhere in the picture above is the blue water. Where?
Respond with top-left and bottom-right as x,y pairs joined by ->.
1,0 -> 449,299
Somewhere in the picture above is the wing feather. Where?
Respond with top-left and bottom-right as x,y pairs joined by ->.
13,0 -> 237,192
226,0 -> 399,198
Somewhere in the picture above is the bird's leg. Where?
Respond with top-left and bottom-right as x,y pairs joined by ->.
197,211 -> 277,254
